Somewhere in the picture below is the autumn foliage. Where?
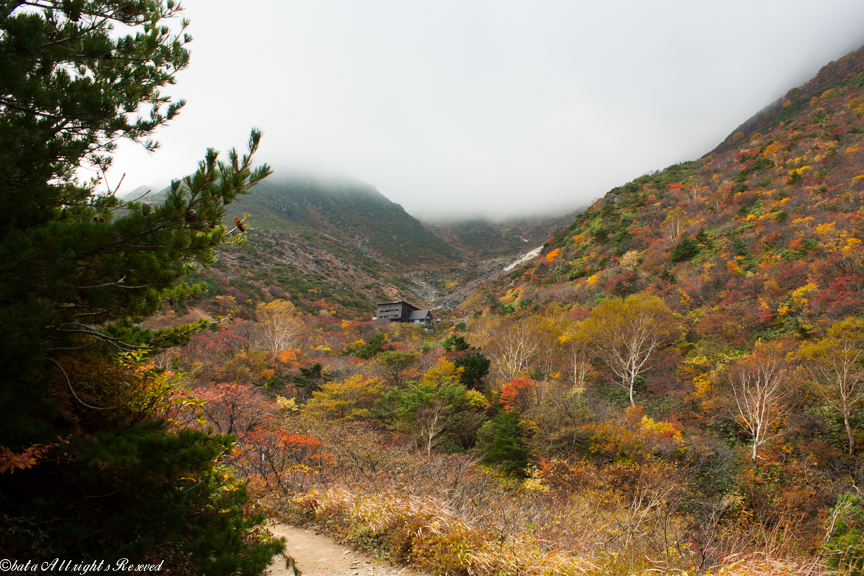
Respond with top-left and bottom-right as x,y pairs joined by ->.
499,378 -> 538,413
35,42 -> 864,576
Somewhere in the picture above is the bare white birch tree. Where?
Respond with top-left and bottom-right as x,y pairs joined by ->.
729,347 -> 791,463
492,318 -> 542,381
571,345 -> 593,395
559,326 -> 593,395
686,183 -> 708,201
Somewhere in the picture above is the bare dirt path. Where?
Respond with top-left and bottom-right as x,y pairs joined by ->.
266,524 -> 428,576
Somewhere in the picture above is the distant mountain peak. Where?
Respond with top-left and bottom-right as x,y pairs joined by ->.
231,174 -> 461,268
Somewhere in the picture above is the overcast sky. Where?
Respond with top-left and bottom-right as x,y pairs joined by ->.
108,0 -> 864,220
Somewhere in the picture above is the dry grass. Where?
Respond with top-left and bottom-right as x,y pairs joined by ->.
238,419 -> 841,576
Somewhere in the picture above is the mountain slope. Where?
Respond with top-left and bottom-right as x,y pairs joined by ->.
184,227 -> 440,320
477,44 -> 864,347
712,45 -> 864,155
197,176 -> 587,317
231,175 -> 461,268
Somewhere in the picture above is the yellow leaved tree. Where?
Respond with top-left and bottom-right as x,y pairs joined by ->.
580,293 -> 679,406
800,317 -> 864,456
304,374 -> 385,421
256,299 -> 302,355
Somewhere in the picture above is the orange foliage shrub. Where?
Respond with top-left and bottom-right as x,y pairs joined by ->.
545,248 -> 562,262
500,378 -> 538,413
277,347 -> 302,366
240,426 -> 331,496
579,406 -> 683,462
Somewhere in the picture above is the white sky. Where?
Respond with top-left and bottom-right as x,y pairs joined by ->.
109,0 -> 864,220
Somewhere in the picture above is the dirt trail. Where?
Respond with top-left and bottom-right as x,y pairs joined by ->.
266,524 -> 427,576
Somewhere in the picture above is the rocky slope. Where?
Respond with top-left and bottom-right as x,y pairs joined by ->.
423,212 -> 578,259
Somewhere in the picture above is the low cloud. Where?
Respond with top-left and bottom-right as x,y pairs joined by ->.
111,0 -> 864,220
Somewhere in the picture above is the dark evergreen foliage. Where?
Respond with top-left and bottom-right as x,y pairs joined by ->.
356,332 -> 387,359
453,351 -> 491,391
669,236 -> 700,263
0,2 -> 285,571
483,410 -> 528,475
442,334 -> 471,352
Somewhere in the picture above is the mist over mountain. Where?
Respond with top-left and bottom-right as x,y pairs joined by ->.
483,43 -> 864,325
423,212 -> 581,259
231,174 -> 462,268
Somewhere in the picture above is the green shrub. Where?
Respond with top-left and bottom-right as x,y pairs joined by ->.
787,171 -> 803,186
824,493 -> 864,573
442,335 -> 471,352
356,332 -> 387,359
669,237 -> 700,263
481,410 -> 529,475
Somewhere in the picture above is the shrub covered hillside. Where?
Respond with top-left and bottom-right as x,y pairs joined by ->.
495,46 -> 864,377
134,45 -> 864,576
233,176 -> 463,268
150,48 -> 864,566
524,45 -> 864,331
419,45 -> 864,571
